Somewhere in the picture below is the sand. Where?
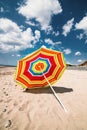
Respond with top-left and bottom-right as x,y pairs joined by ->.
0,67 -> 87,130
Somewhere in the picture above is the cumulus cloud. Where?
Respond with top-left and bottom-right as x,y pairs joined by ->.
0,18 -> 40,53
45,26 -> 53,34
45,38 -> 62,45
76,33 -> 84,40
17,0 -> 62,30
11,54 -> 21,57
75,16 -> 87,43
34,30 -> 41,40
45,39 -> 54,45
85,40 -> 87,44
0,7 -> 4,12
62,18 -> 74,36
75,16 -> 87,31
75,51 -> 81,56
54,31 -> 59,36
41,45 -> 47,48
63,48 -> 71,54
12,54 -> 14,56
26,20 -> 39,27
16,54 -> 21,57
77,59 -> 82,63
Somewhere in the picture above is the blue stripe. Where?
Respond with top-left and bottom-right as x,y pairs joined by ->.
28,58 -> 50,76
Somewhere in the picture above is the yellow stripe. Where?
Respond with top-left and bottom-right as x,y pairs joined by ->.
20,48 -> 61,63
20,51 -> 60,82
32,60 -> 47,73
20,47 -> 61,61
15,61 -> 27,89
15,47 -> 66,87
19,60 -> 60,85
21,48 -> 41,60
18,50 -> 62,85
56,53 -> 66,81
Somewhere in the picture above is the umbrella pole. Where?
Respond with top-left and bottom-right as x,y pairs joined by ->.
42,73 -> 67,113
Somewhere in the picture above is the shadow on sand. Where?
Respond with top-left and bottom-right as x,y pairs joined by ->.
23,86 -> 73,94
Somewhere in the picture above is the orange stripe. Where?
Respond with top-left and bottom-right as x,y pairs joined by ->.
57,53 -> 64,67
16,77 -> 32,87
15,48 -> 66,88
26,81 -> 49,88
16,61 -> 22,77
16,62 -> 32,88
21,49 -> 40,61
41,48 -> 60,55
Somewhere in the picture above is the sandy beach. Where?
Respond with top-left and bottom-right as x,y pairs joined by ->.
0,67 -> 87,130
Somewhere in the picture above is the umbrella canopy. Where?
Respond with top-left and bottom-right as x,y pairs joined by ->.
15,47 -> 66,89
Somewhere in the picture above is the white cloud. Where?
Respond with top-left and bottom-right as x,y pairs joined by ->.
75,51 -> 81,56
53,31 -> 59,36
63,48 -> 71,54
45,38 -> 62,45
76,33 -> 84,40
45,39 -> 54,45
11,54 -> 21,57
41,45 -> 47,48
75,16 -> 87,31
56,41 -> 62,44
0,18 -> 21,33
75,16 -> 87,43
26,20 -> 39,27
16,54 -> 21,57
45,26 -> 53,34
62,18 -> 74,36
12,54 -> 14,56
77,59 -> 82,63
0,7 -> 4,12
35,30 -> 40,40
0,18 -> 40,53
17,0 -> 62,30
66,61 -> 71,65
42,26 -> 59,36
85,40 -> 87,44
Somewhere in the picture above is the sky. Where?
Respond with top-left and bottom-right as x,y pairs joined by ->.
0,0 -> 87,65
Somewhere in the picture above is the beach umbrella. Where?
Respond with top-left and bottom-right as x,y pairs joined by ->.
15,47 -> 67,112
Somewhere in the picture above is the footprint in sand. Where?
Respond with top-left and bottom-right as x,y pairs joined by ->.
3,91 -> 8,96
3,91 -> 6,94
7,109 -> 13,114
2,108 -> 7,112
18,101 -> 29,111
5,120 -> 12,128
13,101 -> 18,106
5,93 -> 8,96
4,99 -> 11,103
0,99 -> 3,102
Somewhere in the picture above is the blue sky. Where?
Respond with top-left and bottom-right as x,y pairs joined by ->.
0,0 -> 87,65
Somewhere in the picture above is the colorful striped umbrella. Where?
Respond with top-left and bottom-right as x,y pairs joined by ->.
15,47 -> 67,112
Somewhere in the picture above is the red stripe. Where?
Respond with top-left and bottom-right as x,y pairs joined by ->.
16,51 -> 66,88
23,53 -> 57,80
